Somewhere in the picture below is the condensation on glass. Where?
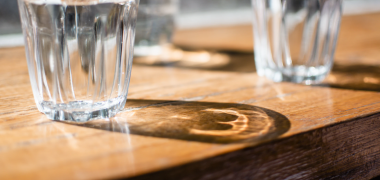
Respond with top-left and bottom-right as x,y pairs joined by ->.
18,0 -> 139,122
252,0 -> 342,84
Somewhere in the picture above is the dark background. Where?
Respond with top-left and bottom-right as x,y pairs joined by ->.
0,1 -> 22,35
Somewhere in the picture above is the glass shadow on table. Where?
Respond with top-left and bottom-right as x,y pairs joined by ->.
133,47 -> 380,92
133,47 -> 256,73
320,63 -> 380,92
73,100 -> 290,144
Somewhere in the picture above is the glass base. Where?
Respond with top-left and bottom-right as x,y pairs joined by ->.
39,96 -> 126,122
258,65 -> 330,85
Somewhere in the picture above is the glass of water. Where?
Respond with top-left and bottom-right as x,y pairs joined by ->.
134,0 -> 178,56
252,0 -> 342,84
18,0 -> 139,122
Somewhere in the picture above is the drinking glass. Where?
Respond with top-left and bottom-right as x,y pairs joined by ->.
18,0 -> 139,122
134,0 -> 178,56
252,0 -> 342,84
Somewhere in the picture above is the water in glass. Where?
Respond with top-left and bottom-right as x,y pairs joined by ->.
18,0 -> 138,122
252,0 -> 342,84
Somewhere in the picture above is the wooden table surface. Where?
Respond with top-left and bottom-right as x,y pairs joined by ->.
1,13 -> 380,180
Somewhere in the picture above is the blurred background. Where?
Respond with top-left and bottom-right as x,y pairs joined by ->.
4,0 -> 380,47
1,0 -> 380,90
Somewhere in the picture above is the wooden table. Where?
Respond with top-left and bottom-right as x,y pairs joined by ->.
1,13 -> 380,180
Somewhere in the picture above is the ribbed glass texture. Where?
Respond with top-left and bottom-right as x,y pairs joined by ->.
18,0 -> 138,122
252,0 -> 342,84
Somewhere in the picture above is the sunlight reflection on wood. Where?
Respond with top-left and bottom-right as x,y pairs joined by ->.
79,100 -> 290,144
189,108 -> 271,139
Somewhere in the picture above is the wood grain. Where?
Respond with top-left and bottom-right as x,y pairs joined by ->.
130,112 -> 380,180
0,12 -> 380,180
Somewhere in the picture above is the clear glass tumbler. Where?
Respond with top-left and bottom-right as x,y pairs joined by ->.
134,0 -> 178,56
18,0 -> 139,122
252,0 -> 342,84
